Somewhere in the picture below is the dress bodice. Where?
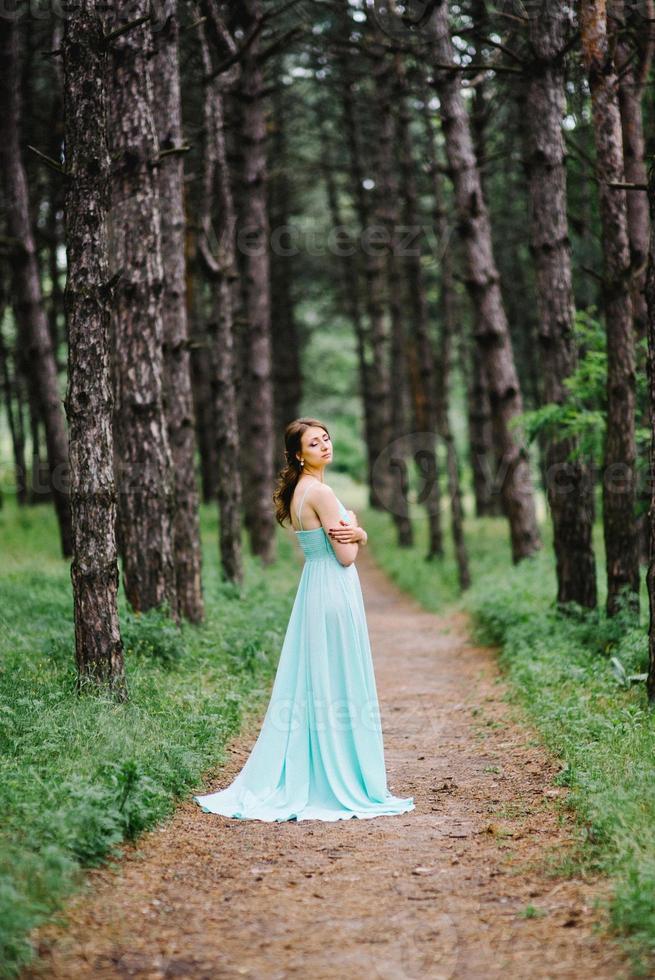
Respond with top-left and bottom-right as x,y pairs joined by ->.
293,484 -> 350,563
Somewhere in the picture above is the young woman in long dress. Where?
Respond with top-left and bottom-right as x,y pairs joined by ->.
194,417 -> 415,822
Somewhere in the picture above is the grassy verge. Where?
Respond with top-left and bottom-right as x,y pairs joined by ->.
0,499 -> 300,978
364,502 -> 655,974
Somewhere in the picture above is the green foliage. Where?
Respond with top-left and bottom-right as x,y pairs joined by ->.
519,308 -> 604,460
0,499 -> 299,978
519,308 -> 649,470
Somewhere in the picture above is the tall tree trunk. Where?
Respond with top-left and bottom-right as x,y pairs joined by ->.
197,2 -> 244,586
188,256 -> 219,504
524,2 -> 597,609
467,346 -> 497,515
0,276 -> 27,505
224,82 -> 249,479
46,16 -> 66,376
427,1 -> 541,563
471,0 -> 490,197
0,20 -> 72,556
389,306 -> 413,548
436,314 -> 471,592
371,43 -> 412,546
611,0 -> 653,341
610,0 -> 654,564
581,0 -> 639,616
153,0 -> 204,623
62,0 -> 126,699
233,0 -> 276,564
106,1 -> 178,619
431,158 -> 471,590
421,64 -> 497,518
46,170 -> 65,374
644,112 -> 655,702
269,79 -> 302,441
468,0 -> 503,516
397,62 -> 444,558
316,108 -> 374,462
331,90 -> 376,499
336,7 -> 394,513
13,357 -> 29,503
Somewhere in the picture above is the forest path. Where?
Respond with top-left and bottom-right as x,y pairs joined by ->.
24,545 -> 630,980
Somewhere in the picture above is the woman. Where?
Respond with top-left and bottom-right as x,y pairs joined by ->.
194,417 -> 415,822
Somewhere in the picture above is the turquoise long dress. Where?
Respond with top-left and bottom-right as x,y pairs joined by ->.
193,483 -> 415,822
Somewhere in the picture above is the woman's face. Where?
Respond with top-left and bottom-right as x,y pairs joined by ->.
298,427 -> 332,469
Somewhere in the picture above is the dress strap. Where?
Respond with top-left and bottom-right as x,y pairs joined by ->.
296,481 -> 313,530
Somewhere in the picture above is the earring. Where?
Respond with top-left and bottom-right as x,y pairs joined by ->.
300,460 -> 304,467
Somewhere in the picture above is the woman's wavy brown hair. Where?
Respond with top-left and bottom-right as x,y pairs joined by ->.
273,417 -> 331,528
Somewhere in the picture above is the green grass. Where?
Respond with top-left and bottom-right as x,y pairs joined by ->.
0,498 -> 301,978
364,498 -> 655,974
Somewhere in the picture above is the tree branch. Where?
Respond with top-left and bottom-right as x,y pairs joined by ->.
258,25 -> 305,64
26,145 -> 69,177
204,14 -> 263,81
159,144 -> 192,159
104,14 -> 150,43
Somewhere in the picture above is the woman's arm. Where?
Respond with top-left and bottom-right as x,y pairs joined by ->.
311,486 -> 359,566
330,516 -> 367,546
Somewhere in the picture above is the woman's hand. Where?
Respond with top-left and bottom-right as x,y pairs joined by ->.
328,518 -> 367,545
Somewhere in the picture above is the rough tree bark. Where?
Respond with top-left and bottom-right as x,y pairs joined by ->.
610,0 -> 653,341
197,1 -> 244,586
0,20 -> 72,556
62,0 -> 126,698
427,0 -> 541,563
395,54 -> 446,557
153,0 -> 204,623
187,241 -> 219,505
581,0 -> 639,616
524,2 -> 597,608
609,0 -> 654,563
0,291 -> 27,505
106,1 -> 178,619
468,347 -> 497,515
645,123 -> 655,702
269,78 -> 302,442
372,43 -> 412,547
421,69 -> 496,518
316,108 -> 373,458
334,81 -> 378,503
232,0 -> 276,564
336,6 -> 395,515
436,308 -> 471,592
467,0 -> 503,516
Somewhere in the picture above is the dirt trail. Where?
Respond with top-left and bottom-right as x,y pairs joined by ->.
24,547 -> 631,980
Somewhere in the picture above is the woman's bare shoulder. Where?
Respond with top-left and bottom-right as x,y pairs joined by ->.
309,482 -> 337,501
297,481 -> 337,510
291,480 -> 332,521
